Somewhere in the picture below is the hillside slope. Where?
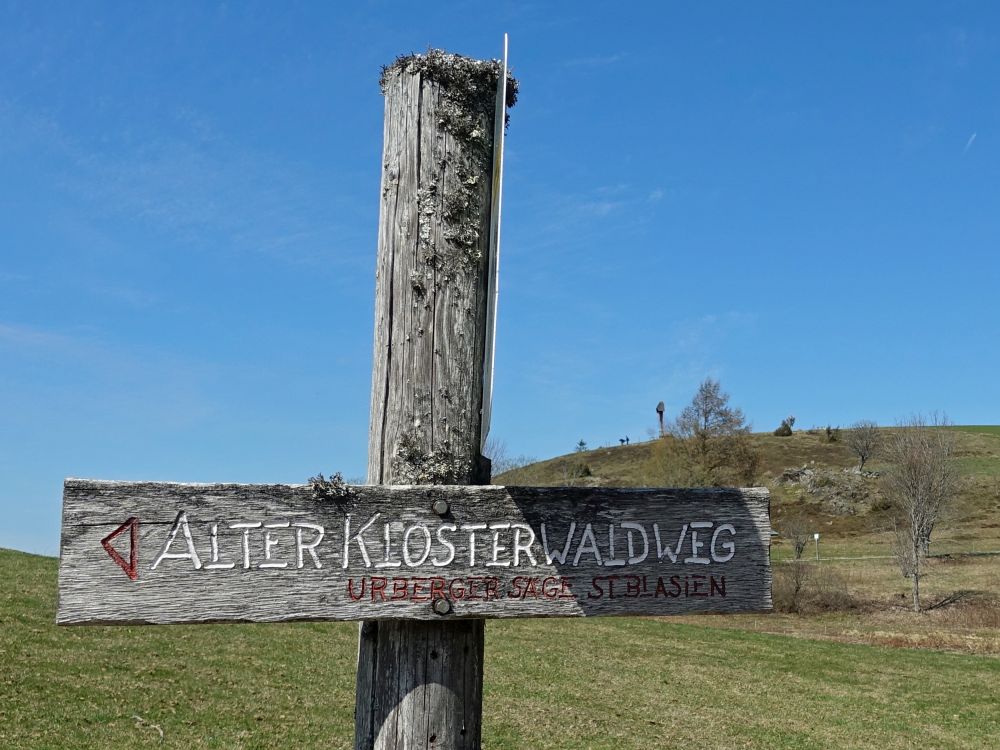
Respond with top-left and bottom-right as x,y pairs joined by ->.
495,427 -> 1000,556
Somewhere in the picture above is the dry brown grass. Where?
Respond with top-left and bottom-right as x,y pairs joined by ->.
685,554 -> 1000,655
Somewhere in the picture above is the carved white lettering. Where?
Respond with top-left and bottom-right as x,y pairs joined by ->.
460,523 -> 488,566
710,523 -> 736,562
432,524 -> 457,567
145,515 -> 742,576
540,522 -> 576,565
342,513 -> 379,569
511,523 -> 537,567
259,522 -> 290,569
604,524 -> 626,566
684,521 -> 713,564
486,523 -> 511,567
294,522 -> 324,569
204,522 -> 235,570
375,522 -> 402,569
653,523 -> 687,563
573,523 -> 603,567
621,521 -> 649,565
229,522 -> 262,569
402,524 -> 431,567
151,512 -> 203,570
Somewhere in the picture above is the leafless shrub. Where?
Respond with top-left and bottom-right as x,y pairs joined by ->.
773,561 -> 812,613
845,420 -> 881,470
484,437 -> 536,478
805,566 -> 860,612
882,414 -> 957,612
780,514 -> 811,559
772,564 -> 860,613
939,599 -> 1000,629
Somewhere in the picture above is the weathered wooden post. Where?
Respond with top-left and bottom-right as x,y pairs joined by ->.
356,49 -> 517,750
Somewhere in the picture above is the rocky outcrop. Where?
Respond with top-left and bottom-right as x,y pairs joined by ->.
776,464 -> 884,515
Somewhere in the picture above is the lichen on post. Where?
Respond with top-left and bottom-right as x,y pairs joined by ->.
359,49 -> 517,750
369,49 -> 517,491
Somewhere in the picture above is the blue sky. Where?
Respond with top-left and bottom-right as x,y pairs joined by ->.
2,2 -> 998,555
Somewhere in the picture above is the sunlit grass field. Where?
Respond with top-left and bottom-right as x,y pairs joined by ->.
2,549 -> 998,749
5,427 -> 999,747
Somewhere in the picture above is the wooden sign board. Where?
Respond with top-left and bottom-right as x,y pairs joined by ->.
57,479 -> 771,625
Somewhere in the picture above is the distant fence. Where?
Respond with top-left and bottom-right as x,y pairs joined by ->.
780,550 -> 1000,563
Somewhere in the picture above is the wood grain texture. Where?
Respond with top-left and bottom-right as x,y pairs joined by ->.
367,60 -> 494,489
360,51 -> 505,750
57,480 -> 771,625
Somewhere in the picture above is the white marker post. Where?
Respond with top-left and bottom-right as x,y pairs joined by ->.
480,33 -> 508,454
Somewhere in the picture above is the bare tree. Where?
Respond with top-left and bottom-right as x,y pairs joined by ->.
674,378 -> 748,454
882,415 -> 957,612
776,558 -> 812,614
845,420 -> 881,471
780,514 -> 811,560
483,436 -> 507,477
671,378 -> 757,485
484,436 -> 536,479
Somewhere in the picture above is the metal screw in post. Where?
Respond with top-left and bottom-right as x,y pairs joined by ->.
432,498 -> 450,516
432,597 -> 452,616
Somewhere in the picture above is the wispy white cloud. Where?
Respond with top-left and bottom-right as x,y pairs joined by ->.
0,322 -> 75,350
88,282 -> 158,309
578,199 -> 623,217
594,183 -> 630,196
563,53 -> 625,67
963,132 -> 977,154
948,27 -> 971,68
536,182 -> 660,225
0,321 -> 216,429
0,97 -> 371,272
669,312 -> 757,357
648,188 -> 665,203
61,137 -> 362,266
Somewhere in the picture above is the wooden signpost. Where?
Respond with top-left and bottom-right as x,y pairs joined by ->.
58,481 -> 770,625
57,45 -> 772,750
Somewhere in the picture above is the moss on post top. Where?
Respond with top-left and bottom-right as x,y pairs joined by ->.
379,48 -> 519,112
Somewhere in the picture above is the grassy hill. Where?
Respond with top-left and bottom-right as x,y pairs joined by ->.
496,427 -> 1000,652
2,548 -> 998,748
495,426 -> 1000,549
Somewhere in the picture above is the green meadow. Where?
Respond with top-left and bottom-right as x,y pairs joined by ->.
4,427 -> 1000,747
2,548 -> 998,749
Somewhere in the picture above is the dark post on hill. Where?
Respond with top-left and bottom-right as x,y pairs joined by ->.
55,44 -> 772,750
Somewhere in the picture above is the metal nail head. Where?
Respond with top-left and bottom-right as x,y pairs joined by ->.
432,498 -> 449,516
433,597 -> 452,615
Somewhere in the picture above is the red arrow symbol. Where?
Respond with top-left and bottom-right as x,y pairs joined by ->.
101,517 -> 139,581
